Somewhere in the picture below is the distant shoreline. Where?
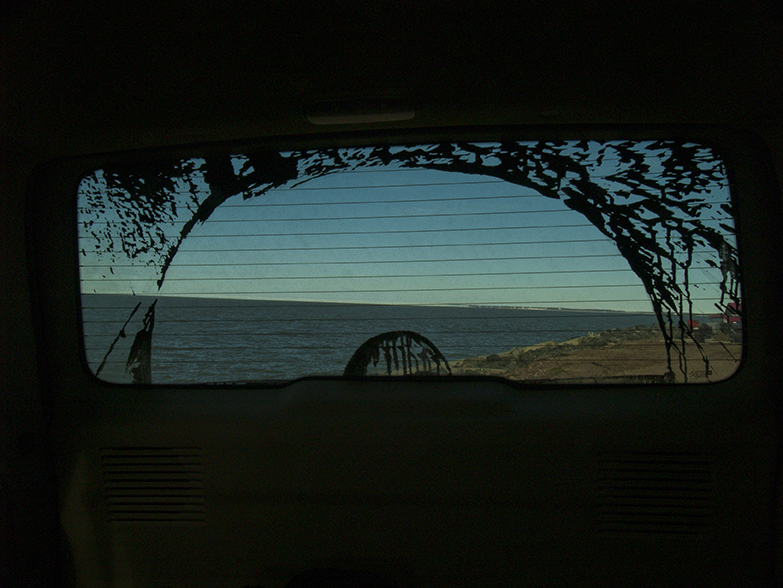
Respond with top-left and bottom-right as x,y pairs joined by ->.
83,293 -> 662,315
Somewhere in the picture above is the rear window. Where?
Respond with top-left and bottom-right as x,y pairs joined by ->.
77,140 -> 742,385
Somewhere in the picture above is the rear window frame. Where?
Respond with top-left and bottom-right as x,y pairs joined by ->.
28,125 -> 775,390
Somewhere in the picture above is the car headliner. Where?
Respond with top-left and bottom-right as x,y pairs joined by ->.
1,1 -> 782,161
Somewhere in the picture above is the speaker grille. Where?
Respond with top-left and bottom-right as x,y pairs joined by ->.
101,447 -> 205,523
597,452 -> 713,535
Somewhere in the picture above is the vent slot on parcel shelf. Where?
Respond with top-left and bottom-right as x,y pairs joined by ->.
101,447 -> 205,523
597,452 -> 713,536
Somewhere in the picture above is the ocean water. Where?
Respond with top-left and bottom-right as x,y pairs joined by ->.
81,294 -> 662,384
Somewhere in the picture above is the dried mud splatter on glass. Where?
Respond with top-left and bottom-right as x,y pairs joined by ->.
79,141 -> 741,382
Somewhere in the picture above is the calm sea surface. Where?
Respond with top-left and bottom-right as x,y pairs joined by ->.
81,294 -> 662,384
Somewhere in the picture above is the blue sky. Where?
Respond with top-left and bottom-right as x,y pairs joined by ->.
78,146 -> 734,313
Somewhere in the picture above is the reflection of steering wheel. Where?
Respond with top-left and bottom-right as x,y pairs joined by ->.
343,330 -> 451,377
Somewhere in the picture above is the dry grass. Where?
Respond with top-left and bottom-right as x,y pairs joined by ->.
452,337 -> 742,384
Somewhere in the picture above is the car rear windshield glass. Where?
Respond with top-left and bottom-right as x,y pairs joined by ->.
78,140 -> 742,384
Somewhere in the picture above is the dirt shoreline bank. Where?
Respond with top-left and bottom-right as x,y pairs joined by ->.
449,325 -> 742,383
